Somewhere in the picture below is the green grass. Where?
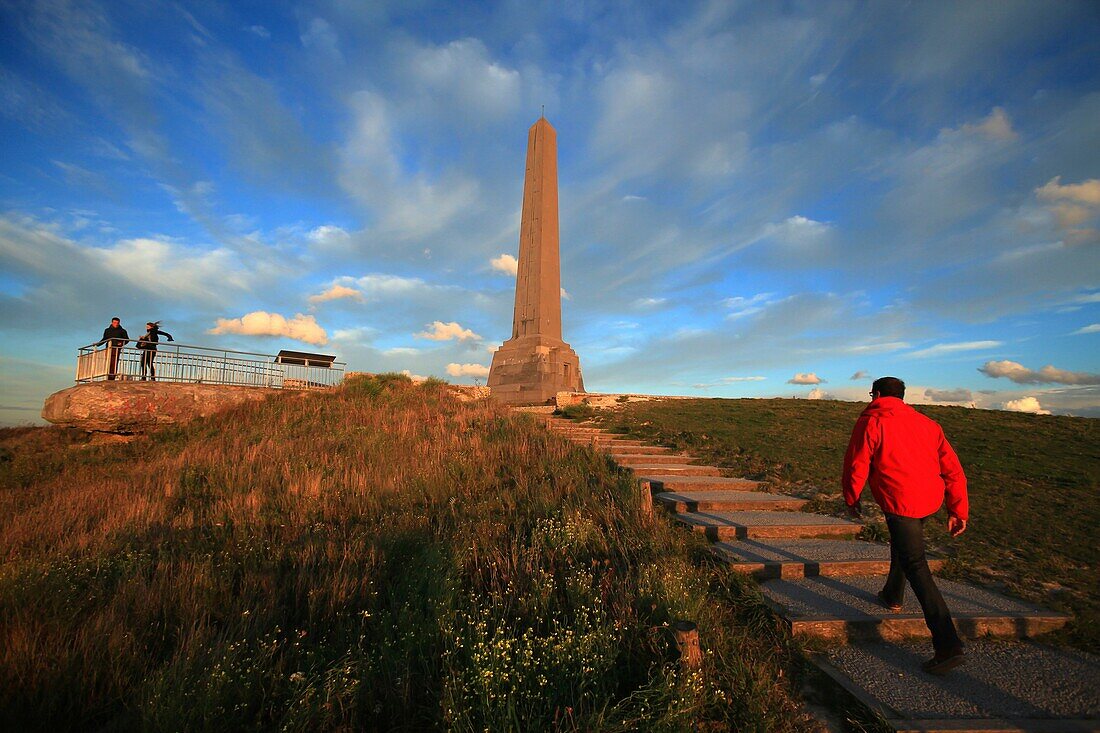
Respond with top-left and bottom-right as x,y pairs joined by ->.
589,398 -> 1100,653
0,376 -> 824,732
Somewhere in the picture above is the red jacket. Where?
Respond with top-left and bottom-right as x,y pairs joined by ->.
842,397 -> 968,520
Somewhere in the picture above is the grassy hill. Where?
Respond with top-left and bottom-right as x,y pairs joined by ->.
0,376 -> 822,732
585,398 -> 1100,653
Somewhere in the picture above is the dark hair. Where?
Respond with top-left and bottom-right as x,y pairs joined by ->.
112,316 -> 121,322
872,376 -> 905,399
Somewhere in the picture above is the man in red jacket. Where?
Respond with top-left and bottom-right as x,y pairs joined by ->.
843,376 -> 968,675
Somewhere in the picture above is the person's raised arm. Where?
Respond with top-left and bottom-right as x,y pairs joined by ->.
842,416 -> 877,515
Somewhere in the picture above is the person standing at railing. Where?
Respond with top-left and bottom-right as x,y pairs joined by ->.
137,321 -> 173,381
97,317 -> 129,381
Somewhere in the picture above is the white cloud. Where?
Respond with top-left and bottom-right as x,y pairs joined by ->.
850,370 -> 870,380
1002,396 -> 1051,415
300,17 -> 341,60
720,376 -> 766,383
209,311 -> 328,346
331,327 -> 375,343
99,236 -> 259,300
0,217 -> 261,312
1034,177 -> 1100,245
446,362 -> 490,378
382,347 -> 421,357
908,340 -> 1003,358
844,341 -> 911,354
352,274 -> 428,298
402,38 -> 520,121
1072,324 -> 1100,335
1035,177 -> 1100,206
307,225 -> 352,250
416,321 -> 481,342
634,297 -> 667,308
979,360 -> 1100,385
561,288 -> 571,300
787,372 -> 824,385
807,388 -> 833,400
765,215 -> 830,242
246,25 -> 270,39
722,292 -> 776,319
400,369 -> 427,382
490,253 -> 518,275
339,91 -> 479,240
925,388 -> 973,403
961,107 -> 1017,141
1067,292 -> 1100,306
308,284 -> 362,303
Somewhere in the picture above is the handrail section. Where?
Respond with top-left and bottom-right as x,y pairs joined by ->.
76,340 -> 345,390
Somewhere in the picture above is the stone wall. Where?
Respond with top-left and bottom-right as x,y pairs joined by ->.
554,392 -> 694,410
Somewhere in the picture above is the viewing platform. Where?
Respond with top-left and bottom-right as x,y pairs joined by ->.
75,341 -> 345,390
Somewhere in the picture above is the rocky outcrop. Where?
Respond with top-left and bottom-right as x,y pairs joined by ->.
42,382 -> 280,433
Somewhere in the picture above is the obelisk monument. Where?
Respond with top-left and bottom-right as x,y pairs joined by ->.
488,117 -> 584,404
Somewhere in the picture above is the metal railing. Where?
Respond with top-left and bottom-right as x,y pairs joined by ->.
76,340 -> 346,390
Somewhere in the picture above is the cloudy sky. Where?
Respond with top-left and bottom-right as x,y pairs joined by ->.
1,0 -> 1098,424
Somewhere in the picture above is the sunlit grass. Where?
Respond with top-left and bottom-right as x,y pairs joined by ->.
0,376 -> 819,731
595,397 -> 1100,653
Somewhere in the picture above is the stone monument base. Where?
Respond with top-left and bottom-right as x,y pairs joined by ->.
488,335 -> 584,405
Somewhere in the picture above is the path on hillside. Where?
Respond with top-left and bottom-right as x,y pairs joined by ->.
543,416 -> 1100,733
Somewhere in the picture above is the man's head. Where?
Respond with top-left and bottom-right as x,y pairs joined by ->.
871,376 -> 905,400
147,322 -> 156,330
111,317 -> 120,327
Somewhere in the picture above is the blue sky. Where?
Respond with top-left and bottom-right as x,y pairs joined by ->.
1,0 -> 1099,424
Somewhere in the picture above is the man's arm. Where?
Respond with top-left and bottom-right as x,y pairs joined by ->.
842,416 -> 877,513
98,328 -> 110,346
938,431 -> 968,530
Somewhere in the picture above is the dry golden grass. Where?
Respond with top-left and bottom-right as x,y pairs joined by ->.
0,375 -> 823,732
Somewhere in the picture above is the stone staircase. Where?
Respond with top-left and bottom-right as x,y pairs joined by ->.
545,416 -> 1100,733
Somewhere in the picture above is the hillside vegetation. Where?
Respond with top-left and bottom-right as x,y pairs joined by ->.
593,398 -> 1100,652
0,376 -> 820,732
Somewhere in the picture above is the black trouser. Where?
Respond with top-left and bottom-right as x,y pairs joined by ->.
107,346 -> 120,380
882,512 -> 963,653
140,349 -> 156,380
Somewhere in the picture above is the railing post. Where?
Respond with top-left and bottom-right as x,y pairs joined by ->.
672,620 -> 702,671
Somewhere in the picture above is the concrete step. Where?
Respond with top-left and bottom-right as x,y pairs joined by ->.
640,475 -> 763,492
673,510 -> 860,540
601,445 -> 672,455
629,464 -> 723,477
565,437 -> 648,447
656,490 -> 807,513
613,453 -> 695,465
760,575 -> 1069,643
712,539 -> 943,579
818,639 -> 1100,733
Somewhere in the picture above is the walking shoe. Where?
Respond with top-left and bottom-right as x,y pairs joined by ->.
921,648 -> 966,675
876,591 -> 902,612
